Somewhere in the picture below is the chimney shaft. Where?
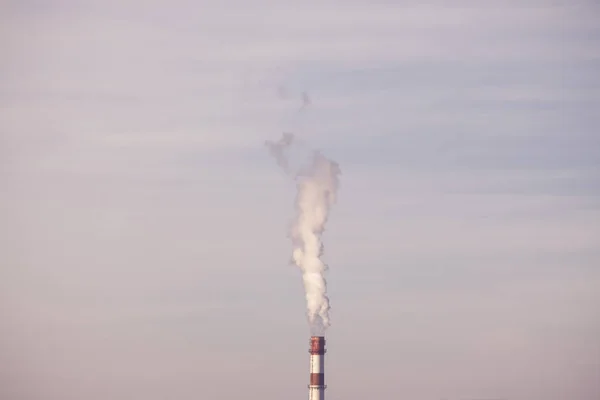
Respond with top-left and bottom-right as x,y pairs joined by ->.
308,336 -> 326,400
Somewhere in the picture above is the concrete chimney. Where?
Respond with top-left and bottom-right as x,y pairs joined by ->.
308,336 -> 326,400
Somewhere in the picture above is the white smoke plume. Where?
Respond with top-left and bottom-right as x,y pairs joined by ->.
266,133 -> 341,335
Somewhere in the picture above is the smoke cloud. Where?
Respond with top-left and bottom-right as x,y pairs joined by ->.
266,133 -> 341,335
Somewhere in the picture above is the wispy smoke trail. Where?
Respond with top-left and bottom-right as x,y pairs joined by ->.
265,132 -> 294,174
300,91 -> 311,111
266,133 -> 341,335
274,85 -> 311,110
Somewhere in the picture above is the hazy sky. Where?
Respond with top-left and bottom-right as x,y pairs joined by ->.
1,1 -> 599,399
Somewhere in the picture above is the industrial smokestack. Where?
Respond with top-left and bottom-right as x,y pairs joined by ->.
308,336 -> 326,400
266,95 -> 337,399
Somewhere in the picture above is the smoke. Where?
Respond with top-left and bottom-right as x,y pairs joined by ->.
265,133 -> 341,335
300,91 -> 311,111
265,132 -> 294,174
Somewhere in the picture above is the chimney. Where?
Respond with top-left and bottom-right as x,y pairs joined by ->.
308,336 -> 326,400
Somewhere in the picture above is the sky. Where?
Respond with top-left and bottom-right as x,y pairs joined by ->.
1,1 -> 599,399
